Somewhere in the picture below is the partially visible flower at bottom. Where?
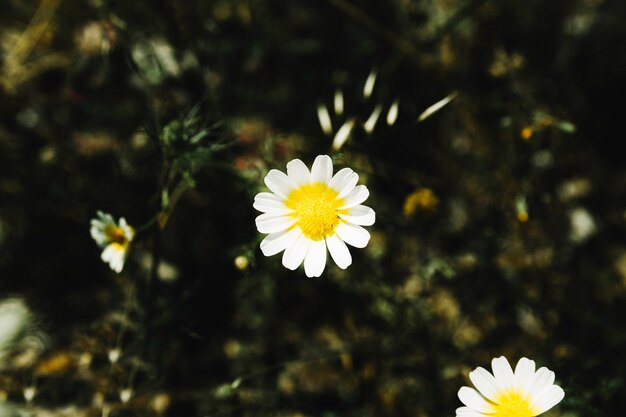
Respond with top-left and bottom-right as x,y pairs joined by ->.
457,356 -> 565,417
90,211 -> 135,273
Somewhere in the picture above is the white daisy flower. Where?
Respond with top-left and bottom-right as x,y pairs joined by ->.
90,211 -> 135,273
457,356 -> 565,417
254,155 -> 375,277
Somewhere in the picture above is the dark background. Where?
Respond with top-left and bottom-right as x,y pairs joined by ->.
1,0 -> 625,416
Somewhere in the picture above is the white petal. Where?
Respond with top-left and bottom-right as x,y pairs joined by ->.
264,169 -> 295,199
531,385 -> 564,415
387,99 -> 399,125
457,387 -> 493,413
455,407 -> 484,417
363,104 -> 382,133
317,104 -> 333,135
469,367 -> 499,402
90,228 -> 108,246
119,219 -> 135,240
90,219 -> 105,230
335,222 -> 370,248
515,357 -> 536,397
339,185 -> 370,209
530,368 -> 555,399
97,211 -> 115,225
253,192 -> 292,214
363,69 -> 377,99
331,118 -> 355,151
325,233 -> 352,269
311,155 -> 333,184
304,239 -> 327,277
260,228 -> 301,257
255,213 -> 296,234
491,356 -> 515,392
101,245 -> 116,262
112,257 -> 124,273
417,91 -> 458,122
282,232 -> 311,270
334,89 -> 344,115
102,245 -> 124,273
287,159 -> 312,186
338,205 -> 375,226
328,167 -> 359,198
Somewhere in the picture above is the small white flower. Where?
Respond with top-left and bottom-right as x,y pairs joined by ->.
254,155 -> 375,277
90,211 -> 135,273
457,356 -> 565,417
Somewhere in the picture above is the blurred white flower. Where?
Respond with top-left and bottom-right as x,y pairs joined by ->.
0,298 -> 45,372
0,298 -> 32,367
90,211 -> 135,273
456,356 -> 564,417
254,155 -> 375,277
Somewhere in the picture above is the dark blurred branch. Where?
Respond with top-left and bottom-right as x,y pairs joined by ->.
326,0 -> 423,67
423,0 -> 489,47
327,0 -> 488,65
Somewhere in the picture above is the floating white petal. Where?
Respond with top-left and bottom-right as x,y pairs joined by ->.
331,118 -> 355,151
334,89 -> 344,116
386,99 -> 399,125
363,69 -> 377,99
317,104 -> 333,135
418,91 -> 458,122
364,105 -> 383,134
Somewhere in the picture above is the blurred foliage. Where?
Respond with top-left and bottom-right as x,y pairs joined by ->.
1,0 -> 626,416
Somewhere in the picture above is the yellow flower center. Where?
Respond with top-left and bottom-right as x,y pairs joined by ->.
493,391 -> 536,417
107,225 -> 131,247
285,182 -> 345,241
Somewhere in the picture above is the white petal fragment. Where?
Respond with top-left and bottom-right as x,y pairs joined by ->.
287,159 -> 312,186
455,406 -> 484,417
338,205 -> 375,226
417,91 -> 458,122
101,245 -> 124,273
264,169 -> 295,199
457,387 -> 493,413
468,367 -> 499,402
325,233 -> 352,269
530,367 -> 556,399
491,356 -> 515,391
260,228 -> 301,257
331,118 -> 355,151
311,155 -> 333,184
255,213 -> 297,234
339,185 -> 370,209
363,69 -> 377,99
531,385 -> 565,415
282,232 -> 311,270
317,104 -> 333,135
514,357 -> 536,397
456,407 -> 485,417
304,239 -> 327,277
364,105 -> 383,134
253,192 -> 292,214
328,167 -> 359,198
335,222 -> 370,248
334,89 -> 344,116
386,99 -> 399,125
